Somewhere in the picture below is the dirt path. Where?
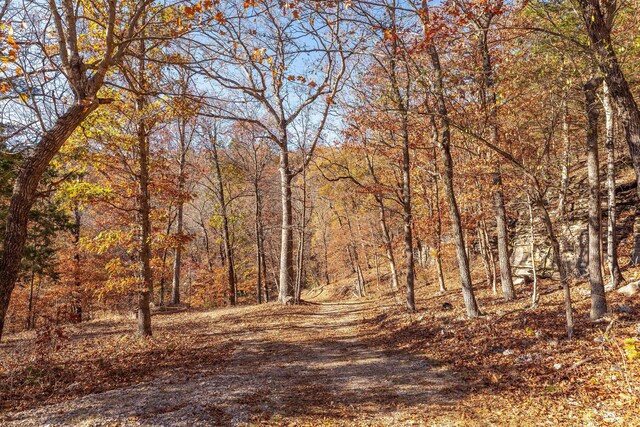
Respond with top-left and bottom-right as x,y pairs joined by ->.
1,301 -> 457,426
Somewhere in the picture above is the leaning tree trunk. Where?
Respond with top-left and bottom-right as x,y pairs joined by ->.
438,136 -> 479,317
422,2 -> 479,317
577,0 -> 640,200
603,81 -> 624,288
0,102 -> 99,340
584,78 -> 607,320
538,197 -> 574,338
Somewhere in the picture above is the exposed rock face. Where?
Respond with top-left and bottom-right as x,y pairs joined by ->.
509,161 -> 638,280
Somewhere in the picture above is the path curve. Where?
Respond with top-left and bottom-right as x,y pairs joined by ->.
1,301 -> 457,426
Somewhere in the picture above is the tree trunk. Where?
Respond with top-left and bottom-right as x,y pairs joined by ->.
367,155 -> 399,290
477,226 -> 492,289
401,118 -> 416,311
136,85 -> 153,337
171,133 -> 188,305
557,102 -> 571,217
527,194 -> 539,307
577,0 -> 640,201
480,219 -> 497,294
438,138 -> 479,317
321,225 -> 330,287
603,81 -> 624,288
479,24 -> 515,301
211,135 -> 236,306
294,165 -> 308,304
171,202 -> 183,305
72,206 -> 83,320
137,289 -> 152,337
433,161 -> 447,293
422,2 -> 479,317
278,145 -> 294,303
538,198 -> 574,338
26,269 -> 35,330
260,222 -> 269,302
345,213 -> 365,297
493,172 -> 516,300
254,178 -> 263,304
0,102 -> 99,340
584,78 -> 607,320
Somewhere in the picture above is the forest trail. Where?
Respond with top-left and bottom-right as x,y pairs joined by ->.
1,300 -> 458,426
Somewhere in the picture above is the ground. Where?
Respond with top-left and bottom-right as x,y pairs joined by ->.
1,275 -> 639,426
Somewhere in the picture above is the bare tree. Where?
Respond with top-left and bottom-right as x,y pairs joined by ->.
182,1 -> 349,303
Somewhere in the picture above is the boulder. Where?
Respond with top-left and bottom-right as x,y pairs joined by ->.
616,281 -> 640,297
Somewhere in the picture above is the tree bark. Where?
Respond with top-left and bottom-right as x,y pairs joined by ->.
538,198 -> 574,338
557,102 -> 571,217
493,172 -> 515,300
401,118 -> 415,311
603,81 -> 624,288
0,102 -> 99,339
478,23 -> 515,301
527,194 -> 539,307
211,135 -> 236,306
254,176 -> 264,304
136,74 -> 153,336
433,178 -> 447,293
421,1 -> 479,317
171,201 -> 183,305
577,0 -> 640,201
278,145 -> 294,303
584,78 -> 607,320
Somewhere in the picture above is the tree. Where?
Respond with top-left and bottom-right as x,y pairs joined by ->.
583,77 -> 607,319
575,0 -> 640,202
0,0 -> 153,340
603,81 -> 624,288
207,125 -> 236,306
419,0 -> 480,317
182,0 -> 349,303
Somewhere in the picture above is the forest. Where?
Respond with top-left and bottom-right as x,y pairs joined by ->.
0,0 -> 639,425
